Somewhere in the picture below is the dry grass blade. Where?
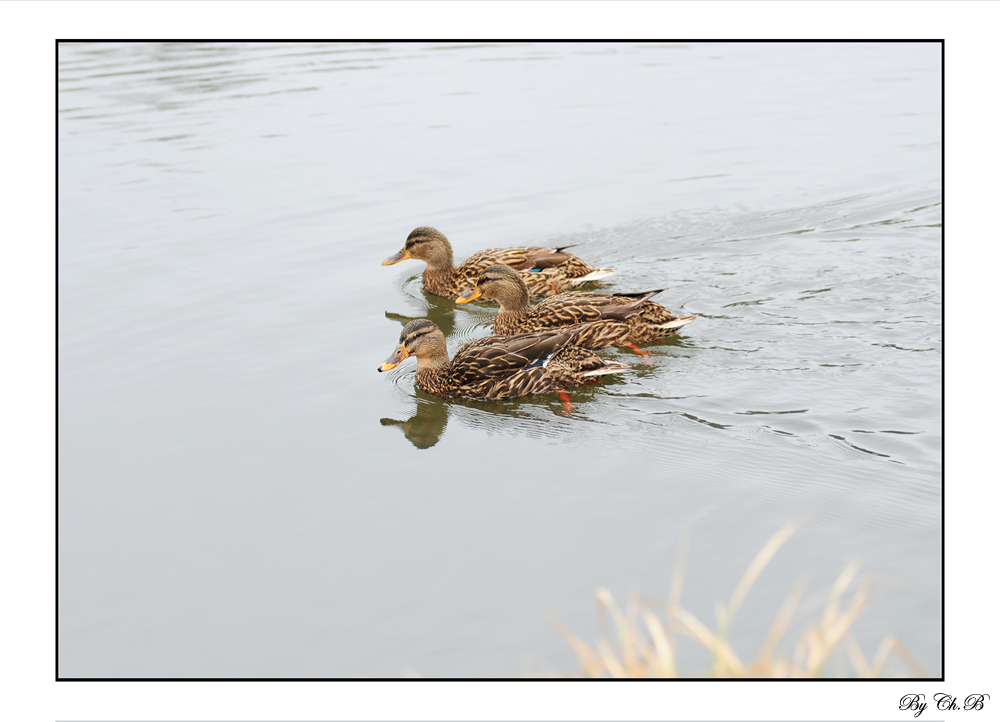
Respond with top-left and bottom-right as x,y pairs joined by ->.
547,525 -> 926,679
759,574 -> 810,665
821,559 -> 862,629
596,638 -> 629,678
806,564 -> 870,675
724,521 -> 799,631
548,613 -> 607,677
640,608 -> 677,677
867,635 -> 925,678
596,588 -> 636,671
843,631 -> 872,676
672,605 -> 745,676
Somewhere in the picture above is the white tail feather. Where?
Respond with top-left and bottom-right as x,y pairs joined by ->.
569,268 -> 615,284
656,315 -> 697,330
582,363 -> 629,377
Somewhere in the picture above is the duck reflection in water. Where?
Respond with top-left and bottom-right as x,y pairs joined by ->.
379,385 -> 585,451
379,383 -> 619,450
385,305 -> 455,338
380,395 -> 450,450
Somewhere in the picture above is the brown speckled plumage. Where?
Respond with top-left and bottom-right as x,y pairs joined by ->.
460,264 -> 697,347
378,319 -> 629,400
382,227 -> 613,300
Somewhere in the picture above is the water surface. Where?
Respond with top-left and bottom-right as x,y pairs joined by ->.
59,41 -> 941,677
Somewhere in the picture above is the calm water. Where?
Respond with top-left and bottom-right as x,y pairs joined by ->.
58,42 -> 941,677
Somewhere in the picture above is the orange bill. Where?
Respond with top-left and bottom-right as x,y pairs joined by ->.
455,286 -> 482,304
378,344 -> 410,372
382,249 -> 411,266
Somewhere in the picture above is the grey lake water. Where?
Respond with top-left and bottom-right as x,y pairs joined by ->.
58,41 -> 941,678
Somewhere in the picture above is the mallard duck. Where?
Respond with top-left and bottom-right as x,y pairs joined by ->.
382,226 -> 614,300
377,319 -> 629,402
456,264 -> 696,352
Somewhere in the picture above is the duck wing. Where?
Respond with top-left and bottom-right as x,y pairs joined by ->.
509,246 -> 577,270
451,330 -> 574,379
457,246 -> 578,274
531,289 -> 665,325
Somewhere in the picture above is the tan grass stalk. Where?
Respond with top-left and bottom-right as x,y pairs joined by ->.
548,525 -> 924,678
843,631 -> 872,676
758,574 -> 810,665
672,605 -> 745,676
724,522 -> 800,631
640,608 -> 677,677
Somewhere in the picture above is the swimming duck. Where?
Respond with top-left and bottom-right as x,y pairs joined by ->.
456,264 -> 696,351
377,319 -> 629,402
382,227 -> 613,300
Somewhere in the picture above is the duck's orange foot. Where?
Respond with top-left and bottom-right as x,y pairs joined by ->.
550,283 -> 559,295
556,388 -> 574,414
624,341 -> 654,366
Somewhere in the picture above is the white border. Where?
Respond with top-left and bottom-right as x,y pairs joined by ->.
3,1 -> 984,720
